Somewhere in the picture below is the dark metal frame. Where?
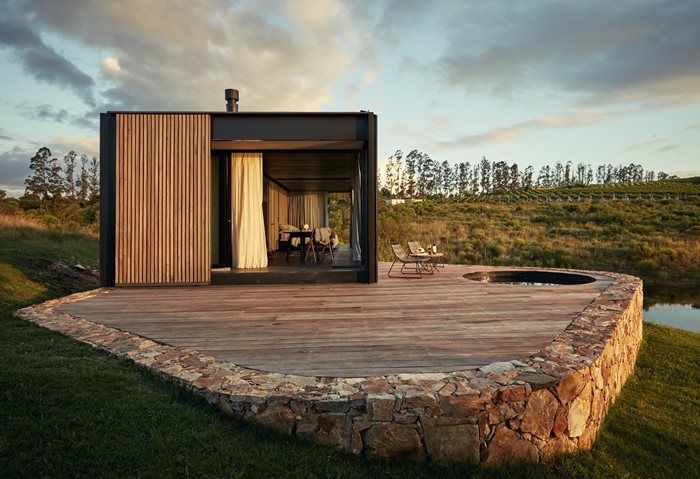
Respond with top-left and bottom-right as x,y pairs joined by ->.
212,152 -> 232,268
99,113 -> 116,287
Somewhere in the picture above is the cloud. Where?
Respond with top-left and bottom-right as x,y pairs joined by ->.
625,137 -> 666,152
14,101 -> 98,130
431,1 -> 700,106
15,102 -> 69,122
657,144 -> 678,152
430,110 -> 614,151
0,10 -> 96,106
48,135 -> 99,157
102,57 -> 121,75
11,0 -> 365,112
0,128 -> 16,141
0,146 -> 33,195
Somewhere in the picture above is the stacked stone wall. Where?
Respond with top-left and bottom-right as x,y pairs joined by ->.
16,270 -> 643,466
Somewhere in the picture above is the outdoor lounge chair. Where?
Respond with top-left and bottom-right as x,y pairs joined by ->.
407,241 -> 428,256
388,244 -> 432,278
408,241 -> 445,270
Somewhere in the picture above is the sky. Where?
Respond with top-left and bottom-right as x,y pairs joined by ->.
1,0 -> 699,196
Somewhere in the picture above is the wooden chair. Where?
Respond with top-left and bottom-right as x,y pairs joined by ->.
304,233 -> 317,263
314,227 -> 335,262
388,244 -> 432,278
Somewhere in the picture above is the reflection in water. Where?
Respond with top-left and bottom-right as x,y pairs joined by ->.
644,303 -> 700,333
643,284 -> 700,333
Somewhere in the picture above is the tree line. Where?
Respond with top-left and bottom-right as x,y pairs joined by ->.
0,147 -> 100,229
381,150 -> 669,197
24,147 -> 99,203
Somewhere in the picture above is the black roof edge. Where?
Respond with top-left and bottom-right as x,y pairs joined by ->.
105,111 -> 375,116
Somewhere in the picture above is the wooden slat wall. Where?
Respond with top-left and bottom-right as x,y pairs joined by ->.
115,114 -> 211,285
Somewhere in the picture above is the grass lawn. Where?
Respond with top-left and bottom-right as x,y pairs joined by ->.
1,219 -> 698,478
374,196 -> 700,291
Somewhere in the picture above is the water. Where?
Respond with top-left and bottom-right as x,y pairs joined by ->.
644,286 -> 700,333
644,303 -> 700,333
463,270 -> 595,286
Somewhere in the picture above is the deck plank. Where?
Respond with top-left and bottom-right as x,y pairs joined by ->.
57,263 -> 611,376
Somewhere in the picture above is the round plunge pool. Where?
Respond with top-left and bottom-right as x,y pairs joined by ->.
463,270 -> 596,286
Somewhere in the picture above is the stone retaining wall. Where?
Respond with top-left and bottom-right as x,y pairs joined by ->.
16,270 -> 643,467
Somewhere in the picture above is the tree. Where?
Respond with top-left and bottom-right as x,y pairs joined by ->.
585,165 -> 593,185
553,162 -> 563,187
492,160 -> 508,192
433,160 -> 444,195
404,150 -> 418,197
575,163 -> 587,184
657,171 -> 669,181
384,160 -> 393,195
88,156 -> 100,202
46,154 -> 63,199
63,151 -> 77,199
415,151 -> 427,196
479,156 -> 491,193
470,165 -> 480,194
24,147 -> 52,199
458,162 -> 470,196
77,154 -> 89,203
509,163 -> 520,190
422,154 -> 436,195
596,165 -> 606,184
440,160 -> 453,196
537,165 -> 551,187
521,166 -> 534,189
605,165 -> 614,184
564,161 -> 573,185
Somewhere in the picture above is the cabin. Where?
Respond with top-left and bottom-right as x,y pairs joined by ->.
99,90 -> 377,286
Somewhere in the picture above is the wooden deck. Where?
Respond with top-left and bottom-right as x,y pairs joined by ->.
58,264 -> 612,377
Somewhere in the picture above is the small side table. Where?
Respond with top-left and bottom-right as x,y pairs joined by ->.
410,252 -> 445,272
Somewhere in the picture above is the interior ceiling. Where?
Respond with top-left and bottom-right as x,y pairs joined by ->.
263,152 -> 357,192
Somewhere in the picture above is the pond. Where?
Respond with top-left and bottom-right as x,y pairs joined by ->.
644,285 -> 700,333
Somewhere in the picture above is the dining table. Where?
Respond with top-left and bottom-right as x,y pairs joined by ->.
286,230 -> 315,263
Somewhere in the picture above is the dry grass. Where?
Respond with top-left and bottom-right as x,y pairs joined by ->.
0,213 -> 98,237
0,214 -> 46,231
377,197 -> 700,288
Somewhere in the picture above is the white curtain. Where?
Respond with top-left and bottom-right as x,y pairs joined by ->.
351,158 -> 362,262
288,192 -> 328,229
231,152 -> 268,269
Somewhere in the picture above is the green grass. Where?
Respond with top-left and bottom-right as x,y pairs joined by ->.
378,197 -> 700,291
1,221 -> 699,477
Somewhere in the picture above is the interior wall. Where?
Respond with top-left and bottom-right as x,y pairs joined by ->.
115,113 -> 211,285
265,179 -> 289,251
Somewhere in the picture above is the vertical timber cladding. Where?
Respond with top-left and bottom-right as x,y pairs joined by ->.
115,114 -> 211,285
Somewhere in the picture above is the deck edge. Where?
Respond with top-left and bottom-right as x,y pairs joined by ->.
15,266 -> 643,466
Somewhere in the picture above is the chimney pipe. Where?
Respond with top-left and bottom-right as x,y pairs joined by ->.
225,88 -> 239,112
